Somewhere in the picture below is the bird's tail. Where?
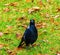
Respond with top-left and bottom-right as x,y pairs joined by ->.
18,39 -> 24,48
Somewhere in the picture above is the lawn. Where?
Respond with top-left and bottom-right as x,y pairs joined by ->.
0,0 -> 60,55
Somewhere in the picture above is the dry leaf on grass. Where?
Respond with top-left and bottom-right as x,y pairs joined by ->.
6,25 -> 13,31
0,44 -> 8,49
36,22 -> 47,28
50,18 -> 54,23
28,6 -> 40,14
56,51 -> 60,55
54,21 -> 60,26
56,8 -> 60,12
47,0 -> 52,4
3,8 -> 10,12
26,0 -> 31,2
37,0 -> 45,7
54,15 -> 60,18
45,13 -> 50,18
16,33 -> 22,39
5,2 -> 18,7
44,54 -> 49,55
16,17 -> 25,21
10,2 -> 18,7
50,47 -> 55,51
37,53 -> 42,55
0,44 -> 4,48
21,25 -> 27,29
14,47 -> 23,51
0,32 -> 3,37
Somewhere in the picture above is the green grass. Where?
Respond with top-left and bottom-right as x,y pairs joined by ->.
0,0 -> 60,55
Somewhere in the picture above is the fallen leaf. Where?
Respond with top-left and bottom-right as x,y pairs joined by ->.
45,13 -> 50,18
36,22 -> 47,28
57,8 -> 60,12
37,0 -> 45,7
36,21 -> 42,28
28,6 -> 40,14
0,32 -> 3,37
47,0 -> 52,4
4,3 -> 10,6
0,44 -> 4,48
50,18 -> 54,23
9,2 -> 18,7
6,49 -> 12,55
54,21 -> 59,26
26,0 -> 31,2
50,47 -> 55,51
4,31 -> 9,34
42,22 -> 47,28
37,53 -> 42,55
44,54 -> 49,55
14,47 -> 23,51
3,8 -> 10,12
16,33 -> 22,39
0,44 -> 8,48
6,26 -> 13,30
54,15 -> 60,18
56,51 -> 60,55
16,17 -> 25,21
21,25 -> 27,29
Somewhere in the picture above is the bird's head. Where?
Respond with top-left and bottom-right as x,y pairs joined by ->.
30,19 -> 35,26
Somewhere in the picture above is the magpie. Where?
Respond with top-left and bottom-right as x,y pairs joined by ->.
18,19 -> 38,47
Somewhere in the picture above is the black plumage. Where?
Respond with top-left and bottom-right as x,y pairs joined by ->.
18,19 -> 38,47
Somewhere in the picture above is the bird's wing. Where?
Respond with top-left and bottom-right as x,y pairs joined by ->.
23,28 -> 31,40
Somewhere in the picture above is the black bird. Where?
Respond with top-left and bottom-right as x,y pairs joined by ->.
18,19 -> 38,47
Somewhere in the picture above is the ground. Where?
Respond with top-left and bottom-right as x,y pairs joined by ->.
0,0 -> 60,55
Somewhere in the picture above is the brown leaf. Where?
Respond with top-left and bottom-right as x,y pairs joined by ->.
6,26 -> 13,30
4,31 -> 9,34
16,33 -> 22,40
54,22 -> 60,26
0,44 -> 8,48
3,8 -> 10,12
21,25 -> 27,29
0,32 -> 3,37
47,0 -> 52,3
9,2 -> 18,7
56,51 -> 60,55
0,44 -> 4,48
28,6 -> 40,14
44,54 -> 49,55
4,3 -> 10,6
50,47 -> 55,51
36,22 -> 42,28
6,49 -> 12,55
45,13 -> 50,18
54,15 -> 60,18
6,49 -> 17,55
26,0 -> 31,2
50,18 -> 54,23
57,8 -> 60,12
37,0 -> 45,7
16,17 -> 25,21
36,22 -> 47,28
14,47 -> 23,51
37,53 -> 42,55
